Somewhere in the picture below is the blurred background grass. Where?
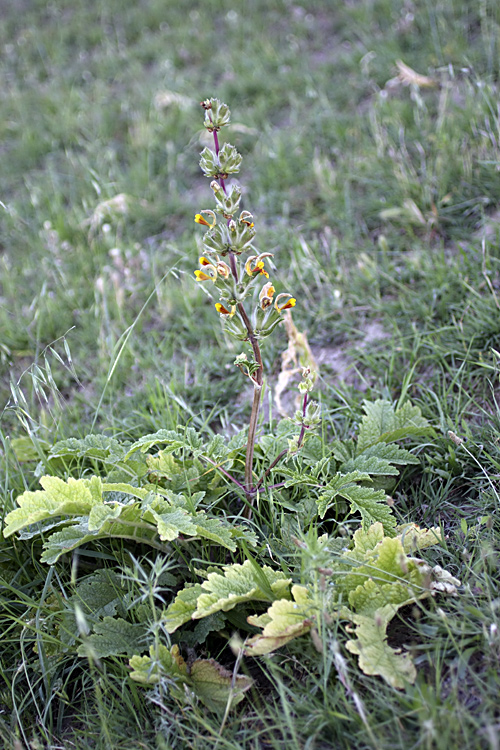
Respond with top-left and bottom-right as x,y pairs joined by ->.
2,0 -> 500,444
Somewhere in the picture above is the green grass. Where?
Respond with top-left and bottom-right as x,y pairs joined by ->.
2,0 -> 500,747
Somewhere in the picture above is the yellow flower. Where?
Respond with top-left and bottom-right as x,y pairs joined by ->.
274,293 -> 296,312
259,282 -> 275,310
245,253 -> 272,279
194,210 -> 216,228
215,302 -> 236,316
194,258 -> 217,282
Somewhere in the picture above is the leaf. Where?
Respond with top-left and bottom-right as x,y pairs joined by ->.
71,570 -> 128,619
78,617 -> 148,658
129,643 -> 188,685
147,506 -> 198,542
357,400 -> 432,453
345,608 -> 417,689
163,584 -> 204,633
192,611 -> 227,644
359,442 -> 420,466
344,485 -> 397,534
146,451 -> 181,480
101,483 -> 150,501
357,400 -> 396,452
189,659 -> 253,712
87,504 -> 123,532
193,561 -> 292,620
125,430 -> 183,457
245,585 -> 315,656
340,455 -> 400,477
40,524 -> 101,564
3,475 -> 99,537
49,435 -> 126,462
316,473 -> 395,534
194,514 -> 237,551
396,523 -> 441,553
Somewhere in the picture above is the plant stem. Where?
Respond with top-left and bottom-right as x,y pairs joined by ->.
209,119 -> 264,501
255,391 -> 309,490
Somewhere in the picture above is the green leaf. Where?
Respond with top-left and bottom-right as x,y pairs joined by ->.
78,617 -> 148,658
316,473 -> 395,534
71,570 -> 128,619
40,524 -> 99,564
245,585 -> 315,656
50,435 -> 126,462
191,612 -> 227,644
359,442 -> 420,466
125,430 -> 183,457
340,455 -> 400,476
194,514 -> 237,551
344,485 -> 397,534
189,658 -> 252,712
357,400 -> 432,453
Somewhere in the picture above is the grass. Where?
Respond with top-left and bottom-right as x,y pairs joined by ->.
1,0 -> 500,747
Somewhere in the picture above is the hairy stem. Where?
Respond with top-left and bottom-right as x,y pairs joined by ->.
255,391 -> 309,490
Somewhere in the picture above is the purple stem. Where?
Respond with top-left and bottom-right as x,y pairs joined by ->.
202,455 -> 247,492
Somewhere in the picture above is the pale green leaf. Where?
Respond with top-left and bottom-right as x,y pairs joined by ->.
163,584 -> 204,633
146,451 -> 181,479
193,561 -> 291,620
101,483 -> 149,501
87,504 -> 123,532
245,585 -> 315,656
147,506 -> 197,541
4,475 -> 98,538
396,523 -> 442,552
129,643 -> 188,685
345,609 -> 417,689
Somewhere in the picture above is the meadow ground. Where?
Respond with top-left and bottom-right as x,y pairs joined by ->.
1,1 -> 500,748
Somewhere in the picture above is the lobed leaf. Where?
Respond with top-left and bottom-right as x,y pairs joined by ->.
245,585 -> 315,656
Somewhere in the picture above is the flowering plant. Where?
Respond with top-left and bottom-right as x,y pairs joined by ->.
193,98 -> 317,506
